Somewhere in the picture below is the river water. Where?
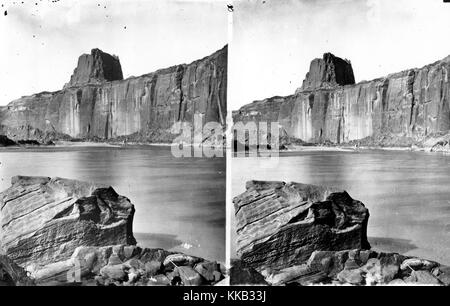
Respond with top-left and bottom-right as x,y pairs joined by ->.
0,145 -> 225,262
231,149 -> 450,265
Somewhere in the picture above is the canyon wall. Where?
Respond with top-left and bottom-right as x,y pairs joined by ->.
0,46 -> 227,142
234,53 -> 450,145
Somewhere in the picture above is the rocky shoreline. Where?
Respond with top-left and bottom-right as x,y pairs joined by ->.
231,180 -> 450,286
0,176 -> 226,286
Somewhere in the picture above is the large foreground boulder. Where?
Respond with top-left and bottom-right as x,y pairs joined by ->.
0,176 -> 136,270
233,180 -> 370,271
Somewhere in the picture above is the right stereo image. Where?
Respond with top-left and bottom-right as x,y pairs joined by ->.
229,0 -> 450,286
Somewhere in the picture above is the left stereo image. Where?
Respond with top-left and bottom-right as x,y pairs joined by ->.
0,0 -> 227,286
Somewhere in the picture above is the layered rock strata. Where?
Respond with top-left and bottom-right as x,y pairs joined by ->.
298,53 -> 355,92
233,180 -> 450,285
0,176 -> 136,269
0,46 -> 227,143
233,180 -> 370,271
233,53 -> 450,147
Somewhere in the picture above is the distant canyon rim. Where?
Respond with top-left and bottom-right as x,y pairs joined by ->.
233,52 -> 450,151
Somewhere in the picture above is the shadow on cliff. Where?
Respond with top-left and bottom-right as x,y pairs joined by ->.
368,236 -> 418,254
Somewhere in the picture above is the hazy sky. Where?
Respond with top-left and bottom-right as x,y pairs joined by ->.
0,0 -> 227,105
229,0 -> 450,110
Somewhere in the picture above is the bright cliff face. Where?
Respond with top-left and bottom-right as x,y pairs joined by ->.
0,46 -> 227,142
234,53 -> 450,145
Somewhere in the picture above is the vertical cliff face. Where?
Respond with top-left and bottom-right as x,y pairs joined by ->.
0,45 -> 227,142
234,53 -> 450,145
65,48 -> 124,88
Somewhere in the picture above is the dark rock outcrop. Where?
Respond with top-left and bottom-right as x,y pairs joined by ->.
0,176 -> 136,270
0,46 -> 227,143
0,135 -> 16,146
65,48 -> 123,88
233,180 -> 370,271
298,53 -> 355,91
233,53 -> 450,147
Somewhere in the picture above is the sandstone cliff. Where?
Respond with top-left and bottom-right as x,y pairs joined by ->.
234,53 -> 450,146
0,46 -> 227,143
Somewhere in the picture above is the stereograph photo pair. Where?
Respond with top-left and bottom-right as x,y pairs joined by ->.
0,0 -> 450,287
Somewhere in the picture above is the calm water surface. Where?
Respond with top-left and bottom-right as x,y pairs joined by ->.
0,145 -> 225,262
231,150 -> 450,265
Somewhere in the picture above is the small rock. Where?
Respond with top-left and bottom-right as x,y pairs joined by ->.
108,253 -> 123,266
124,258 -> 145,270
362,258 -> 399,284
94,275 -> 106,286
337,268 -> 364,285
378,252 -> 404,267
125,267 -> 140,284
437,266 -> 450,286
124,245 -> 141,259
400,258 -> 438,272
403,274 -> 417,284
94,246 -> 113,273
139,248 -> 171,263
345,258 -> 360,270
147,274 -> 170,286
432,267 -> 440,277
194,261 -> 220,282
306,250 -> 349,278
388,279 -> 406,285
358,250 -> 374,265
144,261 -> 163,276
112,245 -> 125,261
100,264 -> 127,281
213,271 -> 223,282
175,266 -> 203,286
265,264 -> 312,285
163,254 -> 203,270
413,270 -> 441,285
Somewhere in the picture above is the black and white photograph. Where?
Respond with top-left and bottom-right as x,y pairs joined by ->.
1,0 -> 450,297
0,0 -> 227,286
230,0 -> 450,286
